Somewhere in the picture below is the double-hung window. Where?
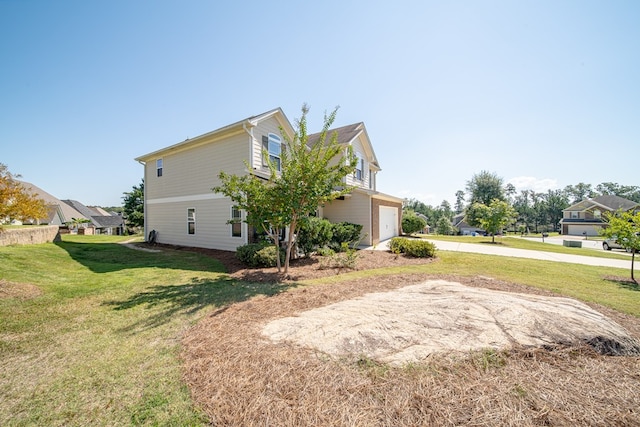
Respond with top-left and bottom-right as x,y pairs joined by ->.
156,159 -> 163,177
267,133 -> 281,171
354,153 -> 364,181
231,206 -> 242,237
187,208 -> 195,234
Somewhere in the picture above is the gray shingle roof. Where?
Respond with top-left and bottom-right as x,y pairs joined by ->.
90,215 -> 124,228
592,195 -> 639,211
19,181 -> 86,223
564,195 -> 639,212
62,200 -> 123,229
307,122 -> 364,147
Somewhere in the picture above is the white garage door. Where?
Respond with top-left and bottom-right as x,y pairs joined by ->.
567,224 -> 600,236
379,206 -> 399,241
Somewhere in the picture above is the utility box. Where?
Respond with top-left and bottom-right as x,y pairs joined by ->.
563,240 -> 582,248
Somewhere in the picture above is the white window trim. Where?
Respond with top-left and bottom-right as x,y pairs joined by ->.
187,208 -> 196,235
268,133 -> 281,172
354,152 -> 364,181
156,158 -> 163,177
231,206 -> 243,238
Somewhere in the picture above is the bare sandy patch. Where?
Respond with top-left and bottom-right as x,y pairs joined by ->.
0,279 -> 42,299
263,279 -> 640,364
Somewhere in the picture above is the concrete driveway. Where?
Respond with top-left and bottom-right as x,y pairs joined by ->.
423,238 -> 639,270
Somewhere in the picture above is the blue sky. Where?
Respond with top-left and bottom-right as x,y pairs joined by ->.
1,0 -> 638,207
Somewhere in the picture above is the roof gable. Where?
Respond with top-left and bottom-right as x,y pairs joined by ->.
564,195 -> 639,212
135,107 -> 294,162
307,122 -> 381,170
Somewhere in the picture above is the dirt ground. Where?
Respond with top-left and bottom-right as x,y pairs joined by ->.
180,247 -> 640,426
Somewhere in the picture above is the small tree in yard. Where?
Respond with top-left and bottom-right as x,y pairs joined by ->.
122,179 -> 145,232
0,163 -> 47,225
436,216 -> 454,235
213,171 -> 288,271
601,210 -> 640,282
402,211 -> 427,235
214,104 -> 357,274
470,199 -> 517,243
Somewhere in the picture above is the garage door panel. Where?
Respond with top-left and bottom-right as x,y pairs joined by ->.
379,206 -> 398,241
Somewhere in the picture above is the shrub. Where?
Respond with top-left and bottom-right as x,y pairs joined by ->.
236,243 -> 285,268
316,247 -> 335,257
389,237 -> 436,258
297,217 -> 333,257
402,212 -> 427,235
435,216 -> 454,235
319,245 -> 359,269
330,222 -> 363,251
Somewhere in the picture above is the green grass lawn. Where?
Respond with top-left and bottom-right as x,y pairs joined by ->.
0,235 -> 290,426
1,234 -> 638,425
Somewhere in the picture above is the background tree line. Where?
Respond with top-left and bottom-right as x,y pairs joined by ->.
404,170 -> 640,234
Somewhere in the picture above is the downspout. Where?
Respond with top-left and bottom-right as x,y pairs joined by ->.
243,121 -> 255,172
137,160 -> 147,242
242,121 -> 255,245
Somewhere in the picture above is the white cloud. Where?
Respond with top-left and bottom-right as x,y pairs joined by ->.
507,176 -> 559,193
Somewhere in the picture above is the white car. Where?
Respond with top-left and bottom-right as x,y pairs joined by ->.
603,236 -> 631,252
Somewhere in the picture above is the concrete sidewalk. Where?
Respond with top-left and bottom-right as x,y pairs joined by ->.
424,239 -> 639,270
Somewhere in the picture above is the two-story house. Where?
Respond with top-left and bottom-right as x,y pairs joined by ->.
559,195 -> 639,236
134,107 -> 403,252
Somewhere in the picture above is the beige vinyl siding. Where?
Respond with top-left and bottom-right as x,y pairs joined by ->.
143,131 -> 251,251
251,117 -> 287,171
322,190 -> 372,245
344,136 -> 370,189
145,132 -> 249,201
146,197 -> 245,251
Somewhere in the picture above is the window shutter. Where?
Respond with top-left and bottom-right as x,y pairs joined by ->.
262,135 -> 268,167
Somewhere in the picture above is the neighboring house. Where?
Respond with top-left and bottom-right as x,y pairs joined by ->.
452,212 -> 485,236
18,181 -> 87,225
16,182 -> 124,234
62,200 -> 124,235
134,107 -> 403,252
559,195 -> 640,236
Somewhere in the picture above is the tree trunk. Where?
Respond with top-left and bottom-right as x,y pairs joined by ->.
284,219 -> 297,274
632,251 -> 636,283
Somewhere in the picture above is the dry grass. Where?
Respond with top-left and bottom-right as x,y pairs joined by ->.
0,279 -> 42,299
182,273 -> 640,426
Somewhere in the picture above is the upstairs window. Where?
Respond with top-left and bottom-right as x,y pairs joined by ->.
268,133 -> 282,171
594,209 -> 601,219
187,208 -> 195,234
570,211 -> 579,219
354,153 -> 364,181
231,206 -> 242,237
156,159 -> 163,177
262,133 -> 282,171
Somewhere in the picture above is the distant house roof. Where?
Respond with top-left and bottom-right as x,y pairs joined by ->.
90,214 -> 124,228
564,195 -> 639,212
62,200 -> 123,229
19,181 -> 86,223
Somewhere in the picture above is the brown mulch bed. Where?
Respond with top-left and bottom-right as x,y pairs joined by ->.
173,244 -> 640,426
158,244 -> 436,282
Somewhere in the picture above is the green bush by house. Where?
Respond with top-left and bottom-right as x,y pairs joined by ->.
390,237 -> 436,258
236,242 -> 285,268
